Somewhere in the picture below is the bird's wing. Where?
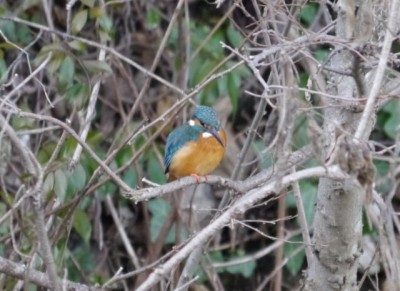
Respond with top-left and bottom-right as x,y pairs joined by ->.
164,124 -> 201,173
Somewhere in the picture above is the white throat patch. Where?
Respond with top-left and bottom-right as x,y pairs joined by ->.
202,132 -> 213,138
188,119 -> 195,126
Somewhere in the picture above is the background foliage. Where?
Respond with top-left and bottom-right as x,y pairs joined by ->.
0,0 -> 399,290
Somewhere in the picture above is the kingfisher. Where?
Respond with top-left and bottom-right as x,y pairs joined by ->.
164,106 -> 226,182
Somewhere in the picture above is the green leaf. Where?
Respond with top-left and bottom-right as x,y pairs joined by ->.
89,7 -> 104,18
15,23 -> 32,45
362,211 -> 376,235
68,40 -> 86,51
202,28 -> 224,57
80,160 -> 96,181
87,130 -> 104,147
122,167 -> 137,188
99,16 -> 112,33
0,18 -> 16,42
292,117 -> 309,148
217,75 -> 228,96
224,251 -> 256,278
98,180 -> 117,198
252,140 -> 274,169
69,164 -> 87,191
297,72 -> 309,100
33,43 -> 63,67
146,8 -> 161,29
99,29 -> 110,43
43,172 -> 55,196
148,198 -> 171,242
62,137 -> 78,158
11,103 -> 34,129
0,50 -> 8,83
227,73 -> 239,114
191,59 -> 215,86
65,83 -> 89,107
58,56 -> 75,91
38,43 -> 64,54
72,209 -> 92,244
374,160 -> 390,193
82,60 -> 113,74
71,9 -> 88,34
0,139 -> 11,177
98,16 -> 114,41
374,160 -> 389,178
54,169 -> 68,202
284,235 -> 305,275
314,49 -> 329,62
147,155 -> 167,184
148,198 -> 185,243
80,0 -> 95,7
300,180 -> 317,224
37,142 -> 55,164
0,202 -> 7,238
47,54 -> 64,75
226,24 -> 243,48
300,3 -> 318,26
64,245 -> 93,281
286,180 -> 317,225
209,251 -> 224,262
225,261 -> 256,278
199,82 -> 219,105
115,147 -> 133,167
239,62 -> 251,76
211,250 -> 256,278
382,100 -> 400,139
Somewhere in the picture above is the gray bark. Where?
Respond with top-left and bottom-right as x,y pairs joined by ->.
304,0 -> 387,290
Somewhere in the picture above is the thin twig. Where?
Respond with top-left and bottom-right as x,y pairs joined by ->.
0,115 -> 37,175
66,0 -> 78,35
0,50 -> 52,109
255,246 -> 304,291
44,129 -> 69,173
102,267 -> 124,289
70,49 -> 106,167
355,0 -> 400,140
70,0 -> 108,167
212,229 -> 302,268
291,167 -> 313,264
105,195 -> 141,269
176,245 -> 203,289
124,0 -> 186,126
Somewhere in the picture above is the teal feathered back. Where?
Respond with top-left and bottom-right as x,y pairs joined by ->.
164,124 -> 203,173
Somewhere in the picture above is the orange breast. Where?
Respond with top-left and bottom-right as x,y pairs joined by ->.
168,129 -> 226,181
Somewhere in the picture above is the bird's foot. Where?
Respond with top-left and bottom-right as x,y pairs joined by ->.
190,173 -> 207,183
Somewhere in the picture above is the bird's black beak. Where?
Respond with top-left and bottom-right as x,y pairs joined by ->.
210,128 -> 225,148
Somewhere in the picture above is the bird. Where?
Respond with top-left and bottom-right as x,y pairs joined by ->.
164,106 -> 226,182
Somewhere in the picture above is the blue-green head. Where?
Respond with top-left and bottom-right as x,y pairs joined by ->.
190,106 -> 224,147
192,106 -> 221,130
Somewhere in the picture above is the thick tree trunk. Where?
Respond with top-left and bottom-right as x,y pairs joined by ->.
304,0 -> 387,290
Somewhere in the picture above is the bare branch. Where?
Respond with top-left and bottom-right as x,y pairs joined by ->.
136,165 -> 347,291
0,256 -> 99,291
